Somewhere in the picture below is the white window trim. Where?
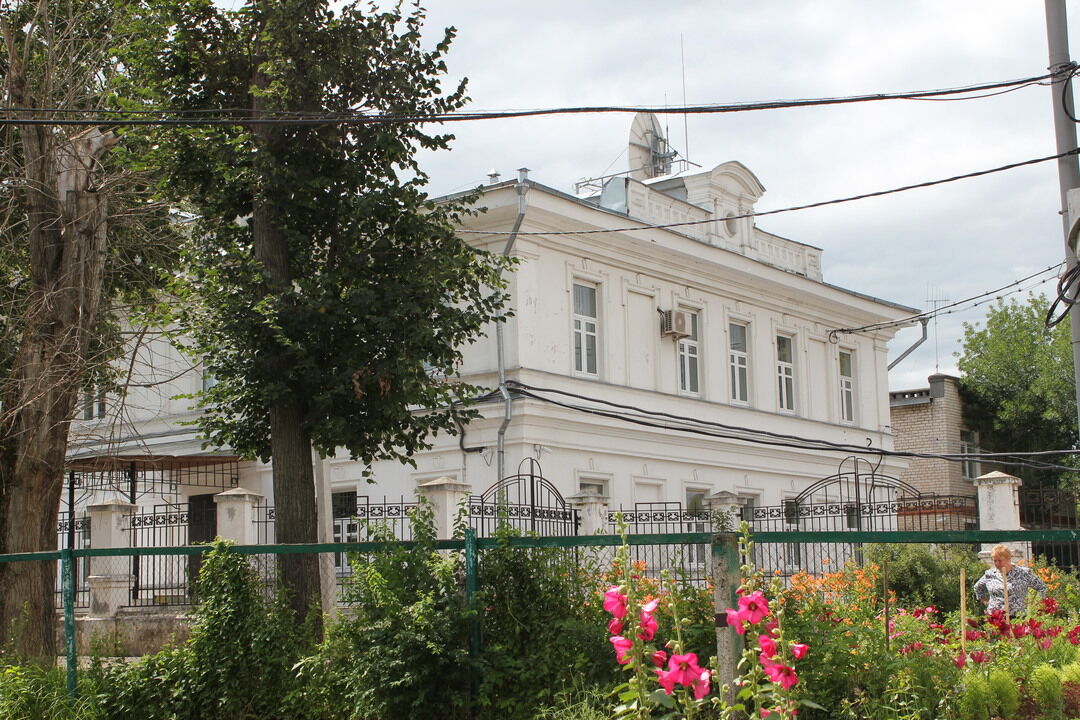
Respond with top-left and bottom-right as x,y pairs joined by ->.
727,318 -> 751,405
838,348 -> 856,425
776,333 -> 797,413
677,307 -> 702,397
575,470 -> 614,499
571,279 -> 601,378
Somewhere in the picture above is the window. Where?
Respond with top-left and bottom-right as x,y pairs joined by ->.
776,335 -> 795,412
961,430 -> 981,481
839,350 -> 855,423
678,311 -> 700,395
729,322 -> 749,403
783,499 -> 800,526
80,387 -> 106,420
572,282 -> 599,376
686,489 -> 708,566
332,491 -> 358,574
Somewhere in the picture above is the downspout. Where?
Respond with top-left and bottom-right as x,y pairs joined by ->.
496,168 -> 530,483
887,318 -> 929,371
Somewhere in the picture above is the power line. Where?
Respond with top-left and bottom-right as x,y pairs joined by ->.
831,262 -> 1064,337
459,148 -> 1080,237
508,381 -> 1080,473
0,71 -> 1058,127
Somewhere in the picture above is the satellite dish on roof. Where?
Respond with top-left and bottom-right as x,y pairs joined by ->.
628,112 -> 677,181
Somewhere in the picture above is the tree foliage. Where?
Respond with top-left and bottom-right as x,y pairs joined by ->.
956,295 -> 1077,486
118,0 -> 511,622
0,0 -> 177,661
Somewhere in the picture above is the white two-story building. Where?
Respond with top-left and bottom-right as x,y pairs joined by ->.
64,115 -> 917,585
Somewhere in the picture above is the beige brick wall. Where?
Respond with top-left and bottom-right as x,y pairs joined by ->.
890,375 -> 976,498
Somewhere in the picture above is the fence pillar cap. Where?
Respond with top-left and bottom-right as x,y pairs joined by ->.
87,497 -> 136,512
973,471 -> 1022,487
213,487 -> 264,503
707,491 -> 744,505
418,476 -> 471,492
566,490 -> 610,503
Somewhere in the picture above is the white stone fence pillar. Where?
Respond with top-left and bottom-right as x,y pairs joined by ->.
973,471 -> 1027,564
706,491 -> 746,531
213,488 -> 265,545
417,477 -> 472,539
87,497 -> 136,618
567,491 -> 610,536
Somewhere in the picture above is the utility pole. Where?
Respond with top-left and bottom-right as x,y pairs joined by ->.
1044,0 -> 1080,431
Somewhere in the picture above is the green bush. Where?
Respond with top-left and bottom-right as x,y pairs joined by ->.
988,668 -> 1020,719
93,541 -> 308,720
473,528 -> 614,720
865,543 -> 986,613
957,674 -> 991,720
298,499 -> 471,720
1031,664 -> 1065,720
1061,662 -> 1080,686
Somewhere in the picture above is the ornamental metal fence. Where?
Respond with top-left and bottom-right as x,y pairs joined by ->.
18,527 -> 1080,700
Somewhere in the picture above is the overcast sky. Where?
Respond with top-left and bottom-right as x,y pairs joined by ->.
393,1 -> 1076,390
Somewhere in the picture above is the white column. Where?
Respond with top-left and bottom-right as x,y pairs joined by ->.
213,487 -> 264,545
417,476 -> 472,539
87,498 -> 135,618
973,471 -> 1026,563
567,491 -> 610,536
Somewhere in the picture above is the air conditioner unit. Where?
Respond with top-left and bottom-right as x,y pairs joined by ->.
659,310 -> 691,338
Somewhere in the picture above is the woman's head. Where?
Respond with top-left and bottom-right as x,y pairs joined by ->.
991,544 -> 1013,570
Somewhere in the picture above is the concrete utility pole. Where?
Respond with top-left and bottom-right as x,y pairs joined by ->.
1044,0 -> 1080,431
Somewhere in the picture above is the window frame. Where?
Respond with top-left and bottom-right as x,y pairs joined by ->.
776,334 -> 796,413
838,349 -> 856,424
677,309 -> 701,396
728,321 -> 750,404
960,430 -> 981,481
572,281 -> 600,377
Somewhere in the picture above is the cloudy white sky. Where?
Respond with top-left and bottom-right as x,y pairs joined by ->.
401,1 -> 1077,390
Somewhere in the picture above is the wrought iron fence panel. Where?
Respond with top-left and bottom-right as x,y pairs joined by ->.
469,459 -> 579,537
1020,486 -> 1080,570
123,504 -> 193,608
55,512 -> 90,609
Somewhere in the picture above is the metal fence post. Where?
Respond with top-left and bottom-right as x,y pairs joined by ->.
61,547 -> 77,699
464,527 -> 480,702
711,532 -> 740,700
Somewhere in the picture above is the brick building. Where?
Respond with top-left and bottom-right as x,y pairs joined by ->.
889,374 -> 981,497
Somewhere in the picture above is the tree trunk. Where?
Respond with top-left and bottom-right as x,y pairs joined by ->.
250,19 -> 323,630
0,80 -> 114,658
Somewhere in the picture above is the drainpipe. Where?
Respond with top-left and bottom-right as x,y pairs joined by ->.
496,168 -> 530,483
887,318 -> 929,371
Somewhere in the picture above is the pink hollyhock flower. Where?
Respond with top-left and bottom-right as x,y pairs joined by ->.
761,709 -> 772,719
1044,596 -> 1060,614
655,668 -> 678,695
758,634 -> 778,660
970,650 -> 989,663
953,653 -> 966,669
739,591 -> 770,624
725,608 -> 747,635
610,636 -> 633,664
650,650 -> 668,668
666,652 -> 706,686
692,669 -> 711,700
638,611 -> 658,642
607,618 -> 624,636
791,643 -> 809,660
763,662 -> 799,690
603,587 -> 628,619
641,598 -> 659,614
764,619 -> 780,637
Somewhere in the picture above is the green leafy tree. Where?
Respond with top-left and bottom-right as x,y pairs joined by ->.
0,0 -> 176,661
119,0 -> 511,626
956,295 -> 1077,487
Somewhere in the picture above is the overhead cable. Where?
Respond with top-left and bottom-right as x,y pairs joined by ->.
0,71 -> 1058,127
508,381 -> 1080,473
459,149 -> 1080,237
832,262 -> 1064,337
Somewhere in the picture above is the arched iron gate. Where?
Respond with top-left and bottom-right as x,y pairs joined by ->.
469,458 -> 579,537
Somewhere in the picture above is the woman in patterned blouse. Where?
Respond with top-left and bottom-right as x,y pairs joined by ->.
974,544 -> 1047,618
